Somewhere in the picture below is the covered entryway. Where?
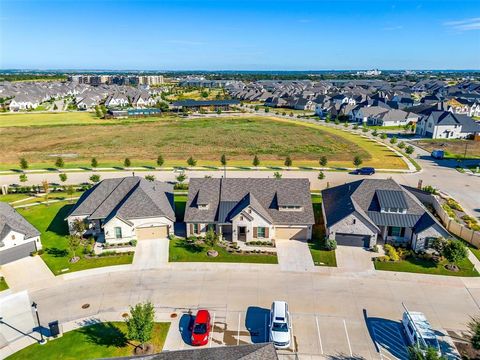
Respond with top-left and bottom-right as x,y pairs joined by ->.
0,241 -> 37,265
275,227 -> 308,240
136,226 -> 168,240
335,233 -> 371,247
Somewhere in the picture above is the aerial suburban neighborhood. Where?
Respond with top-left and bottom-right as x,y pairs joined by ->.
1,1 -> 480,360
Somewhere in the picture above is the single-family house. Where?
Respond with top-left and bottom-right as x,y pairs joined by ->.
66,177 -> 175,243
0,203 -> 41,265
321,179 -> 450,251
415,111 -> 480,139
184,178 -> 315,242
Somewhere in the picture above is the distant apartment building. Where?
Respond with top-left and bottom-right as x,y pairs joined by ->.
138,75 -> 164,86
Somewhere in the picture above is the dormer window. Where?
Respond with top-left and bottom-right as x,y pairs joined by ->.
198,204 -> 209,210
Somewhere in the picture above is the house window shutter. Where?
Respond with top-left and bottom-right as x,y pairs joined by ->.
265,227 -> 269,238
190,224 -> 193,235
253,227 -> 257,238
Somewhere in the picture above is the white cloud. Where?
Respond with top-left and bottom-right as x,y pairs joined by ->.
444,17 -> 480,31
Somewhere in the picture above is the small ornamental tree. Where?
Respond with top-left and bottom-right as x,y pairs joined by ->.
284,155 -> 292,168
205,227 -> 218,248
380,133 -> 387,140
319,156 -> 328,167
273,171 -> 282,179
19,174 -> 28,183
125,302 -> 155,352
55,157 -> 64,168
156,155 -> 164,167
264,107 -> 270,113
42,180 -> 50,204
124,158 -> 131,167
66,185 -> 75,202
20,157 -> 29,170
372,129 -> 378,137
68,235 -> 81,262
353,155 -> 363,168
398,141 -> 406,149
318,171 -> 325,180
176,172 -> 187,184
252,155 -> 260,168
406,145 -> 415,155
254,105 -> 260,111
390,136 -> 398,144
145,175 -> 155,182
59,173 -> 67,183
187,156 -> 197,167
443,239 -> 468,266
220,154 -> 227,167
89,174 -> 101,183
91,157 -> 98,168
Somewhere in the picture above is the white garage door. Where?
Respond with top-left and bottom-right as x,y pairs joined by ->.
275,227 -> 308,240
136,226 -> 168,240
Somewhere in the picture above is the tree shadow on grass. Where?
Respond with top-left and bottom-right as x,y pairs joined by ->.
174,240 -> 205,254
46,204 -> 74,236
45,247 -> 69,257
78,322 -> 128,348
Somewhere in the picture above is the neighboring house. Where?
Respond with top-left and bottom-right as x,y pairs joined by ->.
9,95 -> 39,111
352,106 -> 389,123
367,109 -> 419,127
416,111 -> 480,139
0,203 -> 41,265
66,177 -> 175,243
184,178 -> 315,242
321,179 -> 450,251
105,93 -> 130,108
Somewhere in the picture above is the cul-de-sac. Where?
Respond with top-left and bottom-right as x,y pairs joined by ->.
1,1 -> 480,359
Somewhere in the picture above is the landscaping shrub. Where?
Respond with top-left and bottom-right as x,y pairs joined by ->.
447,198 -> 464,212
372,245 -> 379,253
384,244 -> 400,261
324,238 -> 337,250
442,203 -> 456,219
422,185 -> 438,195
98,251 -> 118,257
130,240 -> 138,246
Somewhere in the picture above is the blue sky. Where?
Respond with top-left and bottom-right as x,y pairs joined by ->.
1,0 -> 479,70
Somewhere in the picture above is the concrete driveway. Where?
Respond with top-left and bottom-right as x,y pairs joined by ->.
1,256 -> 55,291
335,245 -> 376,273
275,239 -> 314,272
132,238 -> 169,269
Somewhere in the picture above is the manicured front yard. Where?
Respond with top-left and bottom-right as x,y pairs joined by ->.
18,202 -> 133,275
169,238 -> 278,264
6,322 -> 170,360
0,276 -> 9,291
374,256 -> 479,277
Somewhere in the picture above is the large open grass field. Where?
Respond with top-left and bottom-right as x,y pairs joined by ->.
0,115 -> 406,169
0,112 -> 104,127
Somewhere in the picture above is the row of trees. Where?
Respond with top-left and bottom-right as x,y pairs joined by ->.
19,173 -> 100,185
18,154 -> 362,170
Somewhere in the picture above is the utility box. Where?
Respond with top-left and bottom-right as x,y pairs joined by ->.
48,321 -> 60,337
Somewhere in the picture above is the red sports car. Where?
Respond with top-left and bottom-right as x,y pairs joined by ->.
191,309 -> 211,346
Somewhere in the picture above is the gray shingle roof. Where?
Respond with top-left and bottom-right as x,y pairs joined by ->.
0,202 -> 40,240
322,179 -> 446,234
68,177 -> 175,222
107,343 -> 278,360
185,178 -> 314,225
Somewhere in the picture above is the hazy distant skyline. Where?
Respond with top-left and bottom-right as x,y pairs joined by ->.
1,0 -> 479,70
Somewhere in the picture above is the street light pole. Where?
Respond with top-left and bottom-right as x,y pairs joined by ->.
31,302 -> 47,345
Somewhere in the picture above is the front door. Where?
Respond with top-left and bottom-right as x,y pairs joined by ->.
238,226 -> 246,241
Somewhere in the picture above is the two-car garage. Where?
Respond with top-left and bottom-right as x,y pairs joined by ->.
275,227 -> 309,241
136,226 -> 169,240
335,233 -> 372,248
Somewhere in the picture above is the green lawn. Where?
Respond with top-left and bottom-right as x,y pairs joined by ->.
0,276 -> 9,291
169,238 -> 278,264
308,195 -> 337,266
6,322 -> 170,360
174,195 -> 187,222
0,115 -> 406,170
0,193 -> 33,203
0,112 -> 102,127
374,256 -> 479,277
18,202 -> 133,275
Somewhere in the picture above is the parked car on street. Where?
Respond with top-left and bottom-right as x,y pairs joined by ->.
402,310 -> 441,356
269,301 -> 291,349
352,167 -> 376,175
191,309 -> 211,346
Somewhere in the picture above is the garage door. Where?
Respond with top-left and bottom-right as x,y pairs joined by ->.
275,227 -> 308,240
0,241 -> 37,265
136,226 -> 168,240
335,233 -> 370,247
